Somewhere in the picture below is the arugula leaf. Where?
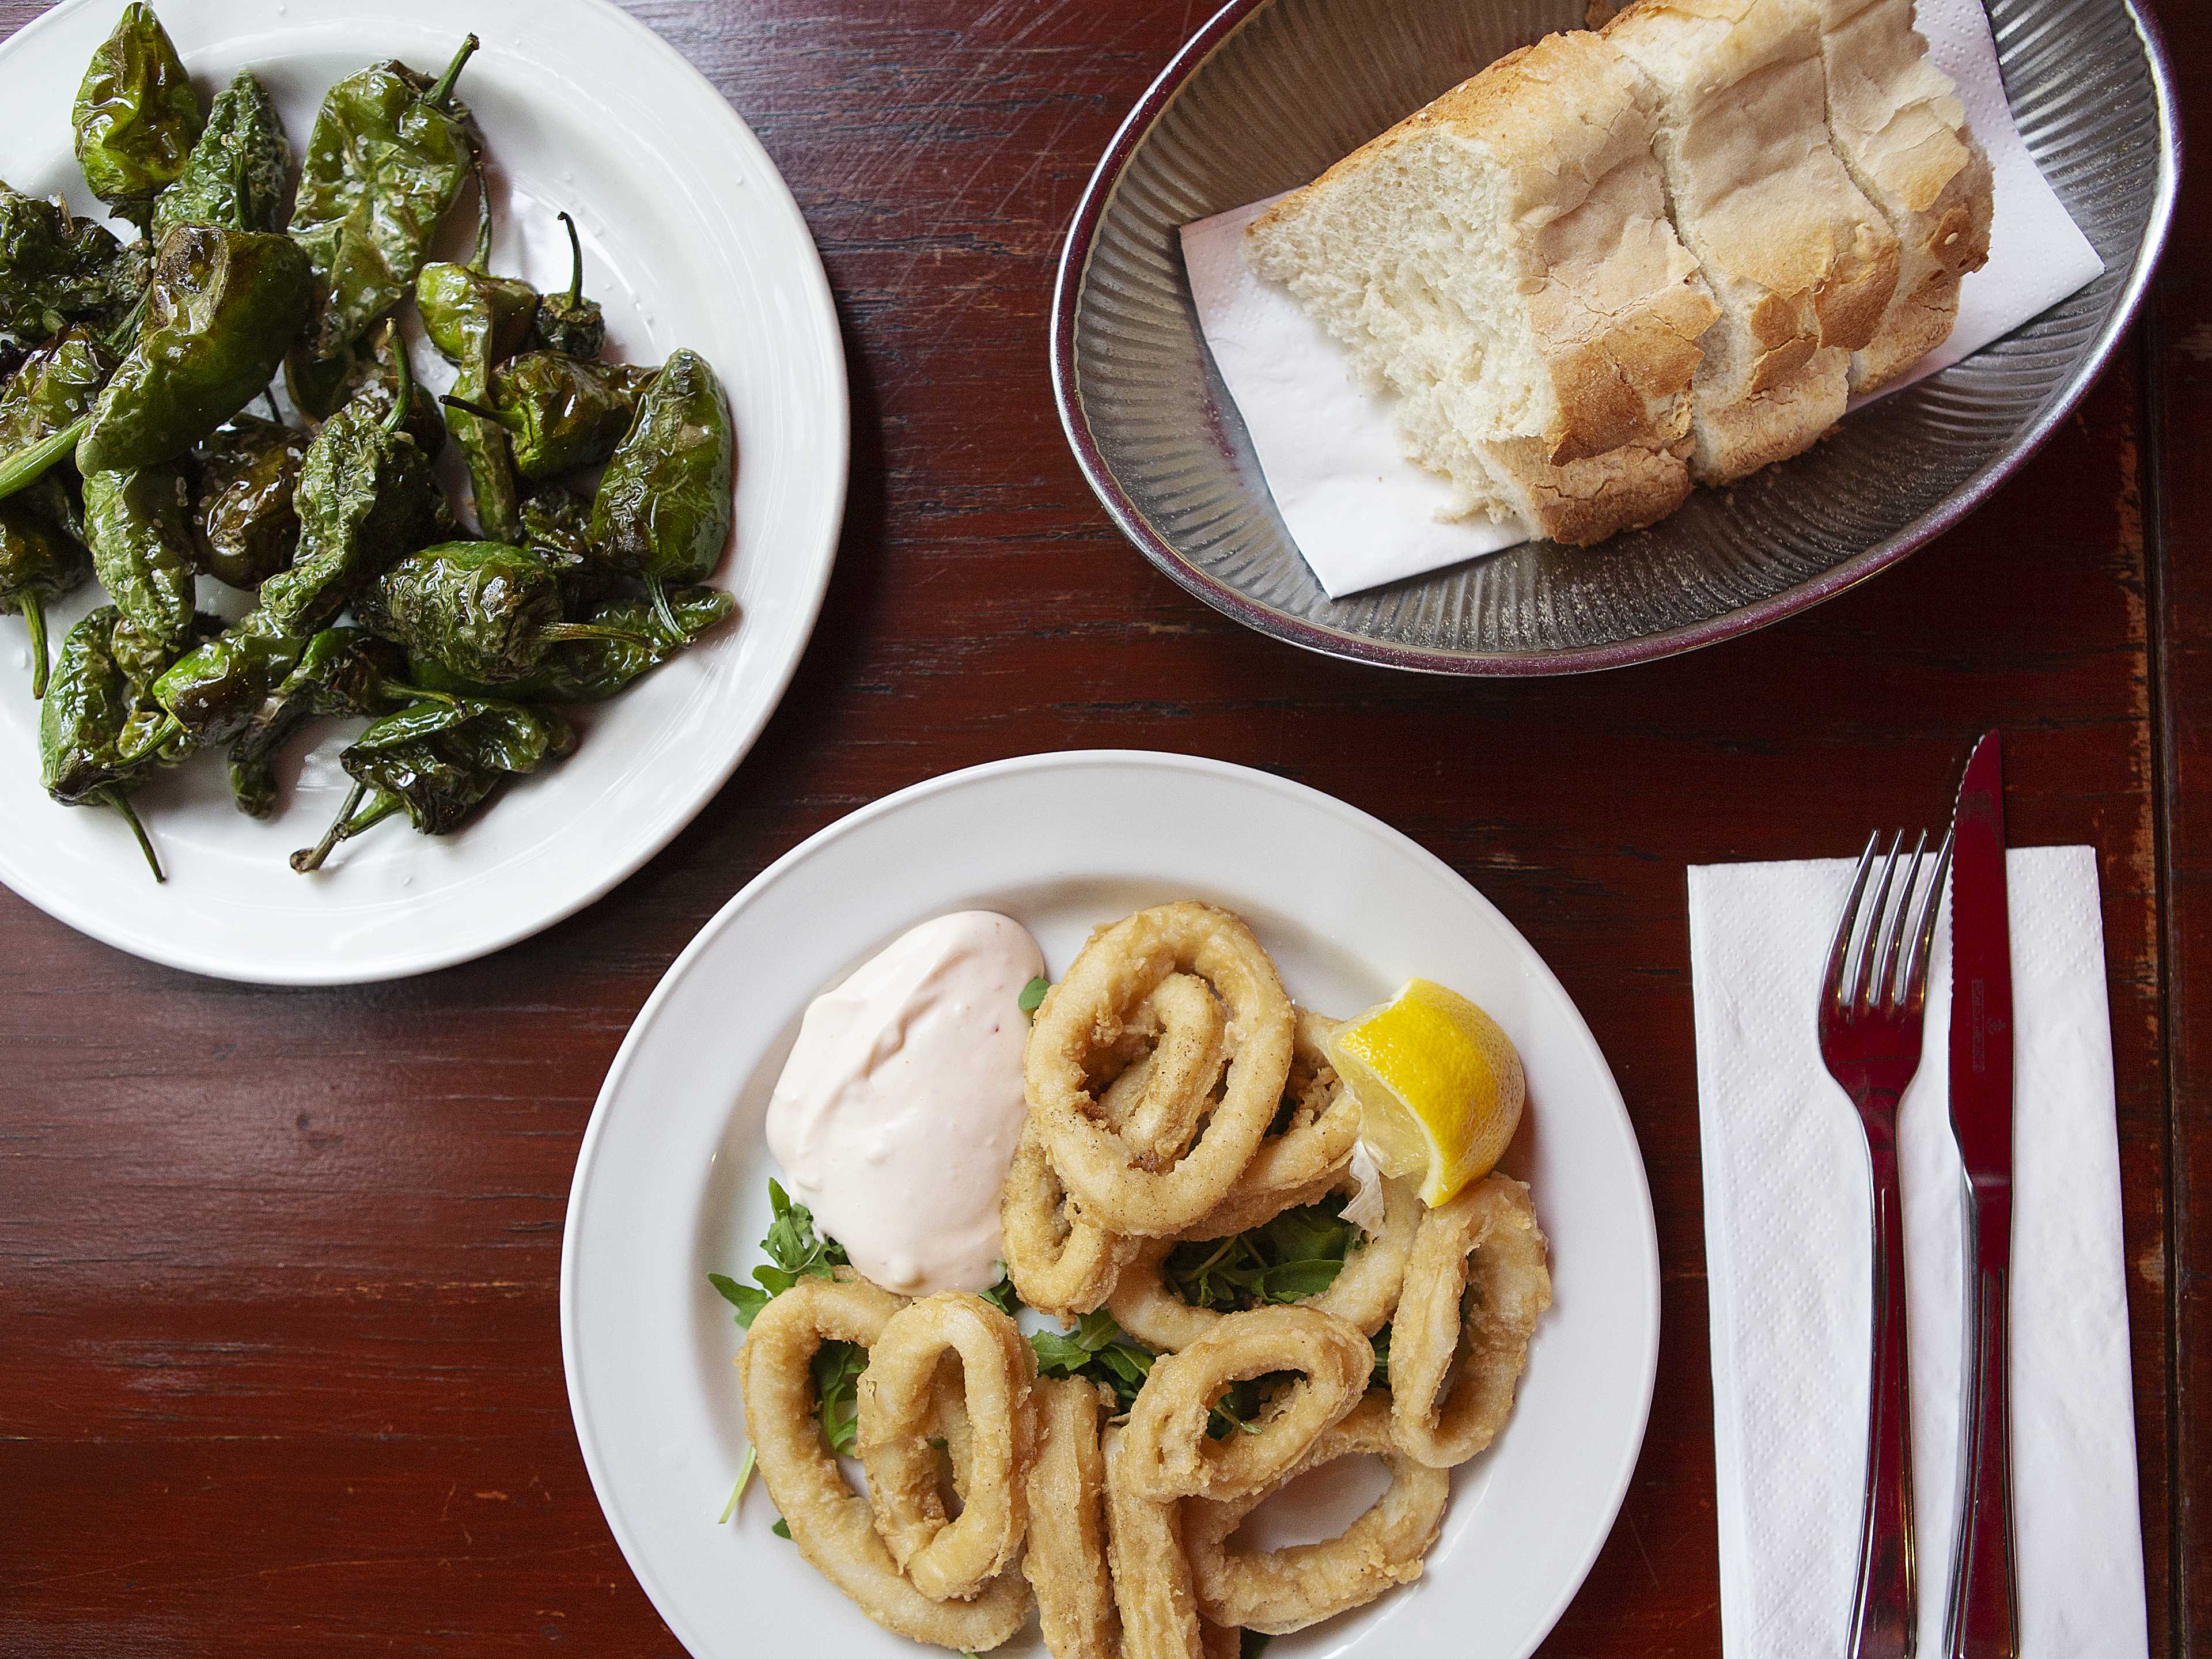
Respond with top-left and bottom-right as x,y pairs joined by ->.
1162,1192 -> 1361,1315
1369,1323 -> 1392,1390
709,1271 -> 770,1328
1241,1633 -> 1272,1658
1018,975 -> 1050,1017
716,1444 -> 756,1524
979,1272 -> 1019,1315
1029,1308 -> 1156,1414
812,1339 -> 868,1456
771,1516 -> 792,1540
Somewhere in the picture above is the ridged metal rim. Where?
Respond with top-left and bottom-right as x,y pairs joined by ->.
1049,0 -> 2181,677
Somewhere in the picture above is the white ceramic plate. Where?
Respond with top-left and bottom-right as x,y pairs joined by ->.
562,750 -> 1660,1659
0,0 -> 845,983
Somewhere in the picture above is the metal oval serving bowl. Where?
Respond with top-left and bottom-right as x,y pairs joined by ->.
1051,0 -> 2179,675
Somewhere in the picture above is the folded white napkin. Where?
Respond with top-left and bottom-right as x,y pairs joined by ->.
1685,847 -> 2147,1659
1179,0 -> 2107,598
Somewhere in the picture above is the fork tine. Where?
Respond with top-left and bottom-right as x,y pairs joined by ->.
1823,831 -> 1882,1016
1853,831 -> 1905,1014
1900,823 -> 1955,1018
1873,831 -> 1928,1010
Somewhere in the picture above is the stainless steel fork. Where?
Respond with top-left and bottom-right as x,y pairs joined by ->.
1820,828 -> 1954,1659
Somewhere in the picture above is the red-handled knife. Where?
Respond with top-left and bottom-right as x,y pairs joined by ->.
1945,730 -> 2019,1658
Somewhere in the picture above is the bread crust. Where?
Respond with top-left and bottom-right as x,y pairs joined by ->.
1603,0 -> 1900,481
1812,0 -> 1994,388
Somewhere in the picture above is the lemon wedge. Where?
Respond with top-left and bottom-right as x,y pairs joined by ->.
1324,979 -> 1525,1207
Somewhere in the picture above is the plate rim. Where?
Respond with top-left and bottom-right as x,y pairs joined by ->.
0,0 -> 849,984
559,746 -> 1662,1659
1047,0 -> 2182,677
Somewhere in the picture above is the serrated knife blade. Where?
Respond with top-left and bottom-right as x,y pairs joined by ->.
1942,728 -> 2019,1659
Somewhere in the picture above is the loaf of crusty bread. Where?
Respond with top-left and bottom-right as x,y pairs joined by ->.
1812,0 -> 1993,389
1244,29 -> 1719,546
1602,0 -> 1900,484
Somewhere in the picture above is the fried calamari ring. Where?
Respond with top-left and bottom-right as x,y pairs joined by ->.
1028,903 -> 1296,1238
1001,1123 -> 1138,1323
1120,1305 -> 1371,1503
1103,1425 -> 1207,1659
1100,972 -> 1230,1160
1022,1376 -> 1120,1659
1389,1173 -> 1552,1469
1186,1392 -> 1449,1634
1107,1175 -> 1419,1351
1181,1011 -> 1359,1242
1004,975 -> 1228,1321
857,1291 -> 1036,1602
737,1275 -> 1031,1650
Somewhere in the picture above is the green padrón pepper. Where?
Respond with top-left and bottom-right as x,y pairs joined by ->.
40,604 -> 173,878
0,497 -> 92,696
285,36 -> 480,417
357,539 -> 650,684
1,180 -> 146,362
192,412 -> 308,588
532,211 -> 604,359
291,696 -> 574,871
71,3 -> 203,232
446,354 -> 649,483
407,584 -> 734,703
150,69 -> 293,239
76,224 -> 312,475
82,462 -> 196,647
415,168 -> 533,542
587,347 -> 732,633
145,332 -> 439,746
226,625 -> 411,818
0,324 -> 119,504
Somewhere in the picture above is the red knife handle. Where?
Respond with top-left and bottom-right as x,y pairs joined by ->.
1850,1132 -> 1917,1659
1946,1192 -> 2019,1659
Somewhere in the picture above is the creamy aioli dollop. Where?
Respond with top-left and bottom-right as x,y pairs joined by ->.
765,911 -> 1044,1296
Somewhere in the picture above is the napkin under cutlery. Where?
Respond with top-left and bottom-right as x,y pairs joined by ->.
1179,0 -> 2106,598
1685,846 -> 2147,1659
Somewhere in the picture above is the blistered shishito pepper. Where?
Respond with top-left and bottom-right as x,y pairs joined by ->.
445,354 -> 650,483
150,70 -> 293,240
192,412 -> 308,588
285,36 -> 480,417
0,324 -> 120,503
407,584 -> 734,704
1,180 -> 146,363
0,498 -> 91,696
71,3 -> 203,233
587,347 -> 732,633
40,604 -> 177,879
416,168 -> 535,542
142,331 -> 440,747
357,540 -> 649,685
516,482 -> 618,611
82,462 -> 197,648
291,695 -> 573,872
75,224 -> 312,476
532,213 -> 604,359
225,625 -> 412,818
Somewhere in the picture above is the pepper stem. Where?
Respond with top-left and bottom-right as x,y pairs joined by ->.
540,622 -> 657,650
427,34 -> 479,111
438,392 -> 509,428
291,781 -> 404,873
24,593 -> 50,699
101,788 -> 165,882
381,681 -> 461,707
471,160 -> 495,272
646,574 -> 682,640
381,324 -> 415,436
124,710 -> 185,762
105,285 -> 152,350
560,211 -> 585,307
0,415 -> 90,505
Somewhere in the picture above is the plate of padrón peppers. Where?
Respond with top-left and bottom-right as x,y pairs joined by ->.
0,0 -> 847,982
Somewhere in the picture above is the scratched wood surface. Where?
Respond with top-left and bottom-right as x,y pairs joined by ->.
0,0 -> 2195,1653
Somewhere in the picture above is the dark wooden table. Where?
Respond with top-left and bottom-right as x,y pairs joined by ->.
2,0 -> 2202,1652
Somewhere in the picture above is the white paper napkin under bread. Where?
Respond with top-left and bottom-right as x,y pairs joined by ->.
1179,0 -> 2106,598
1686,847 -> 2147,1659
